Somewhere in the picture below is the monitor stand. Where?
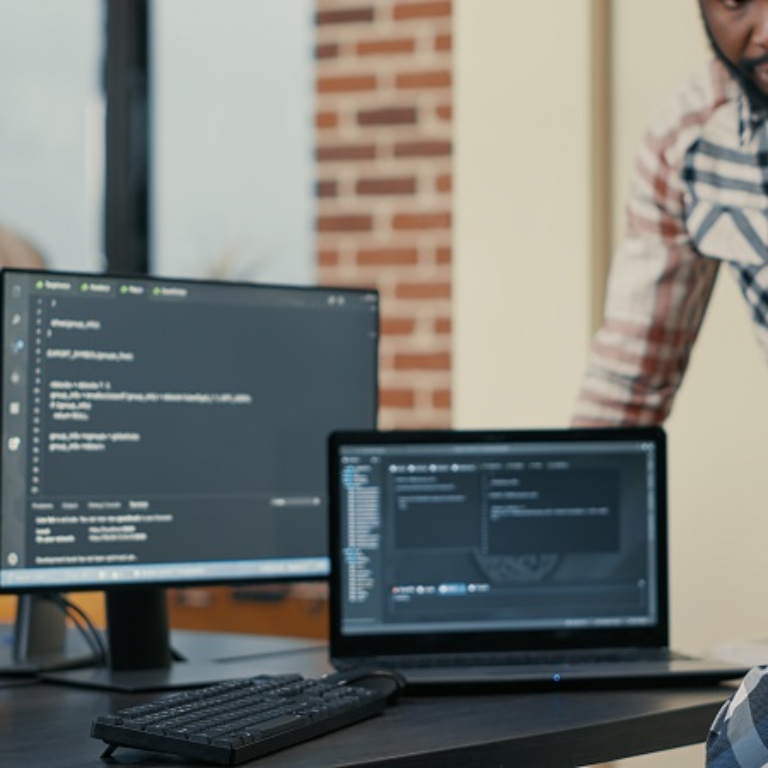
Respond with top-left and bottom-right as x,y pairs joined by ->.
42,587 -> 329,692
0,594 -> 97,675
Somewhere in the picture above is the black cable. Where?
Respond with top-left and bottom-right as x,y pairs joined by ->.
40,593 -> 107,666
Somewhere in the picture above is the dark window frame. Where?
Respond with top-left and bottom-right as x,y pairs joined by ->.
104,0 -> 150,276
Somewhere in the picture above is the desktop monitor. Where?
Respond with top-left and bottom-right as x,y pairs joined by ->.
0,268 -> 379,688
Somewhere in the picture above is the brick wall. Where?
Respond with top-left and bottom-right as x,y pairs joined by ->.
314,0 -> 452,429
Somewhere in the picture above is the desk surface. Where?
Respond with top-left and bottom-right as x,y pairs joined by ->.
0,660 -> 732,767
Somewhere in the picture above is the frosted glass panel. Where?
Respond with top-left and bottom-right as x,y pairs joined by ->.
151,0 -> 315,284
0,0 -> 103,272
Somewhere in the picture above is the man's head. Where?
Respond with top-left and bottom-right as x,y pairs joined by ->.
700,0 -> 768,107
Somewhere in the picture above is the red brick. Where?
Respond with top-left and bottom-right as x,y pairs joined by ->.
393,2 -> 451,20
315,43 -> 339,59
436,174 -> 452,193
318,250 -> 339,267
392,212 -> 451,230
357,38 -> 415,56
435,33 -> 452,51
358,107 -> 417,126
316,180 -> 338,198
436,104 -> 452,121
316,111 -> 339,130
357,247 -> 418,266
316,8 -> 375,25
394,140 -> 451,158
436,246 -> 451,264
395,282 -> 451,299
432,389 -> 451,409
357,177 -> 416,196
317,270 -> 378,291
318,75 -> 376,93
317,144 -> 377,161
394,352 -> 451,371
396,71 -> 451,90
380,389 -> 416,408
317,215 -> 373,233
434,317 -> 451,334
381,317 -> 416,335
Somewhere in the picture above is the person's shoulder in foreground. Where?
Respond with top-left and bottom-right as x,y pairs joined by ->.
707,666 -> 768,767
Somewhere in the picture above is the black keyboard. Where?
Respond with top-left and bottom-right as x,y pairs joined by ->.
91,673 -> 390,765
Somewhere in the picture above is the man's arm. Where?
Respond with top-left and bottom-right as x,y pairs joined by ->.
573,122 -> 720,426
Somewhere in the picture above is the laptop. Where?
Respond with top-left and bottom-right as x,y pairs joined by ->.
327,427 -> 749,691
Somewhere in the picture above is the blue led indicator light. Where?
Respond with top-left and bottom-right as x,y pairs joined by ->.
552,673 -> 561,683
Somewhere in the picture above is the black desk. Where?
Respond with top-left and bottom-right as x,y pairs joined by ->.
0,633 -> 734,767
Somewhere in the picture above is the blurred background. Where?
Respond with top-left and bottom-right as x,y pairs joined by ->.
1,3 -> 767,765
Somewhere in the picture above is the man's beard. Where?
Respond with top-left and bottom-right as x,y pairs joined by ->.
700,7 -> 768,111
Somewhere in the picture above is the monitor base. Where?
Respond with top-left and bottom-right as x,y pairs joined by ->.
0,645 -> 97,676
41,645 -> 330,692
0,594 -> 98,677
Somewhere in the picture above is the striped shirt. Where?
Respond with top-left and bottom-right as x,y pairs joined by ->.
574,59 -> 768,426
707,666 -> 768,767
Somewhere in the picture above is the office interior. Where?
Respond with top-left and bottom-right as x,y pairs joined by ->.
1,2 -> 767,767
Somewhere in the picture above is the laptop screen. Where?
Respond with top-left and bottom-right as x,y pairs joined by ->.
329,428 -> 668,656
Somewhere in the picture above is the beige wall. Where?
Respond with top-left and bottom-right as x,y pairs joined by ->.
455,2 -> 768,767
453,0 -> 592,428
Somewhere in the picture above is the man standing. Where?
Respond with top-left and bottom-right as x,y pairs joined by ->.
574,3 -> 768,764
575,0 -> 768,427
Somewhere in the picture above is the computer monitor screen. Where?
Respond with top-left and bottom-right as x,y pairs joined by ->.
0,269 -> 379,686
